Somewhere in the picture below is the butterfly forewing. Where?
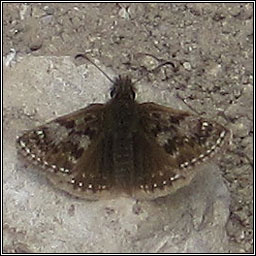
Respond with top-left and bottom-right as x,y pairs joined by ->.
131,102 -> 230,199
17,104 -> 118,199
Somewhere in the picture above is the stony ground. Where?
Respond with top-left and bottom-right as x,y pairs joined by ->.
3,3 -> 253,253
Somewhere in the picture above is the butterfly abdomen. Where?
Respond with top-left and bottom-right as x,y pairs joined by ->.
106,100 -> 139,193
112,131 -> 134,188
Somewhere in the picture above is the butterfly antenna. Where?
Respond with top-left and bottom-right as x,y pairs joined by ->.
133,54 -> 177,85
75,54 -> 114,84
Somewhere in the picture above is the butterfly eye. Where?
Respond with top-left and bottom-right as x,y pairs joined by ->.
131,89 -> 136,100
110,87 -> 116,98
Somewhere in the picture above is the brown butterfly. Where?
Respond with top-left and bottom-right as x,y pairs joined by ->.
16,62 -> 230,200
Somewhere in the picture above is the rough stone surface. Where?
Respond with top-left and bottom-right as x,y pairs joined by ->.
2,55 -> 230,253
3,3 -> 253,253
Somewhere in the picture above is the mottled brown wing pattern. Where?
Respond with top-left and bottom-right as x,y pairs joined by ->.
17,104 -> 115,199
132,102 -> 230,199
17,74 -> 231,200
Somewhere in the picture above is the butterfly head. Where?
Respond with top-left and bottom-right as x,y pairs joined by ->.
110,75 -> 136,101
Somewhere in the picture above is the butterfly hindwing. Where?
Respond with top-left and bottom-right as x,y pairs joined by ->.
46,134 -> 116,200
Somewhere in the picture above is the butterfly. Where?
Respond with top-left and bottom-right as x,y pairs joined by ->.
16,68 -> 230,200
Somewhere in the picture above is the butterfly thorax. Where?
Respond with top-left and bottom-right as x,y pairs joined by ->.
106,76 -> 138,129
